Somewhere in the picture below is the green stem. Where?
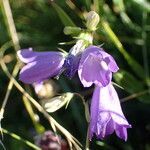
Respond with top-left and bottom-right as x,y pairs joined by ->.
85,125 -> 90,150
121,89 -> 149,102
0,0 -> 45,137
0,0 -> 21,124
142,11 -> 150,90
2,128 -> 41,150
22,96 -> 45,134
1,0 -> 20,51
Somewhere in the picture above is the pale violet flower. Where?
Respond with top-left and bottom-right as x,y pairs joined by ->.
18,46 -> 131,141
18,46 -> 118,87
78,46 -> 119,87
89,84 -> 131,141
17,48 -> 65,84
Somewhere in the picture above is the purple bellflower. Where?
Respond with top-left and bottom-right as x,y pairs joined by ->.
17,48 -> 65,84
89,84 -> 131,141
18,45 -> 119,88
18,46 -> 131,141
17,47 -> 81,85
78,46 -> 119,87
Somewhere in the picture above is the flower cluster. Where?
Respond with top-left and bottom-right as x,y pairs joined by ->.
18,45 -> 131,141
17,10 -> 131,143
18,46 -> 118,85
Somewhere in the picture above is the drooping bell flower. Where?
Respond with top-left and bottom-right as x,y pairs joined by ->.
89,84 -> 131,141
17,48 -> 65,84
78,46 -> 119,87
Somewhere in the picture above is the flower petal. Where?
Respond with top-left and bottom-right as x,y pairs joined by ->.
90,86 -> 112,139
19,52 -> 65,83
107,84 -> 131,126
89,85 -> 100,139
97,113 -> 111,139
104,119 -> 115,137
115,125 -> 128,141
17,48 -> 34,63
17,48 -> 64,63
89,84 -> 131,140
104,55 -> 119,73
78,53 -> 112,87
81,45 -> 119,73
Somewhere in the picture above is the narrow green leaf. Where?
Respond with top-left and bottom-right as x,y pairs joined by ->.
2,128 -> 41,150
52,3 -> 76,27
85,0 -> 92,10
113,0 -> 141,31
113,0 -> 125,12
23,96 -> 45,134
93,0 -> 99,12
131,0 -> 150,12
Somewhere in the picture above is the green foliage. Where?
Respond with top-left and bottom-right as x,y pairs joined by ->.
114,70 -> 150,103
0,0 -> 150,149
52,2 -> 76,27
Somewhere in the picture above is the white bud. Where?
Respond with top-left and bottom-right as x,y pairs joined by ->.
85,11 -> 100,31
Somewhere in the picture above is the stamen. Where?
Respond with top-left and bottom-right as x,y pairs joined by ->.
101,61 -> 108,71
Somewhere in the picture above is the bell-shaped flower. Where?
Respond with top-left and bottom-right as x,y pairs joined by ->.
78,46 -> 119,87
17,48 -> 65,84
89,84 -> 131,141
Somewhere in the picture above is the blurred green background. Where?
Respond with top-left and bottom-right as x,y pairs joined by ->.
0,0 -> 150,149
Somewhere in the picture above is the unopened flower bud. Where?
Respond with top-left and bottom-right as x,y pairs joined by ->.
33,80 -> 58,99
41,92 -> 74,113
35,130 -> 69,150
64,26 -> 82,35
85,11 -> 100,31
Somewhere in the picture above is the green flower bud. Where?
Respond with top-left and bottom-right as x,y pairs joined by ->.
42,92 -> 74,113
85,11 -> 100,31
64,26 -> 82,35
